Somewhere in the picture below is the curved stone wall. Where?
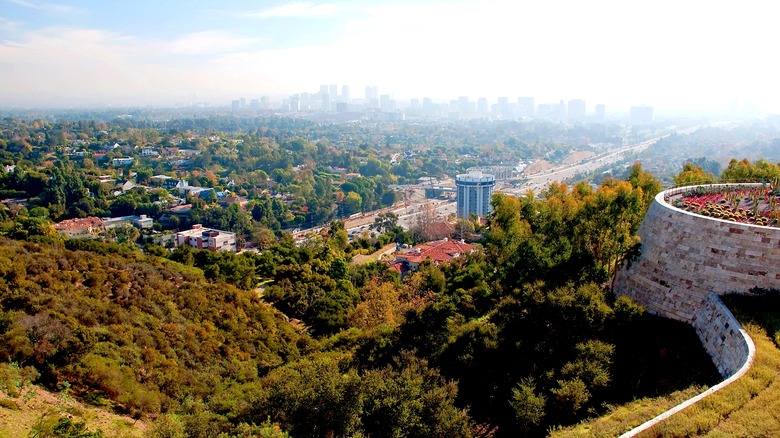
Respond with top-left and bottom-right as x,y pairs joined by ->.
613,185 -> 771,436
618,293 -> 755,437
614,186 -> 780,323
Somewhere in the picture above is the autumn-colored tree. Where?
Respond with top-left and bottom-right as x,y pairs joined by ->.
674,162 -> 716,186
347,280 -> 402,330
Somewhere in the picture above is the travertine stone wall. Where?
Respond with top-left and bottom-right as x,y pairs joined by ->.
618,293 -> 755,437
614,188 -> 780,323
692,293 -> 751,377
614,186 -> 765,437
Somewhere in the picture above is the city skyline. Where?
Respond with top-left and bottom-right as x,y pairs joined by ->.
1,0 -> 778,114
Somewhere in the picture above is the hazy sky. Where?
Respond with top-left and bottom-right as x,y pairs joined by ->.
1,0 -> 778,112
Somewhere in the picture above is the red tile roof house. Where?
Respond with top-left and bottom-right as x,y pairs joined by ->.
393,239 -> 475,272
53,217 -> 105,238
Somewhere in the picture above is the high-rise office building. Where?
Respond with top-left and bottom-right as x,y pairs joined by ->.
321,92 -> 330,111
497,97 -> 510,118
329,84 -> 338,101
567,99 -> 586,121
341,85 -> 350,103
289,95 -> 300,112
457,96 -> 470,114
422,97 -> 434,113
379,94 -> 395,112
477,97 -> 488,114
518,97 -> 534,117
594,104 -> 606,120
456,171 -> 496,219
365,85 -> 378,101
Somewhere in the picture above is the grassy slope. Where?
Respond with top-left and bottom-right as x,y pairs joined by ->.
552,298 -> 780,437
0,385 -> 145,438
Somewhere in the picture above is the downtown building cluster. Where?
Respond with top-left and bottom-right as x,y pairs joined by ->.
230,85 -> 655,124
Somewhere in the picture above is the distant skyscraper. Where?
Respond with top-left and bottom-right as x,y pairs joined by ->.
365,85 -> 378,101
380,94 -> 395,112
594,104 -> 606,120
249,99 -> 260,110
518,97 -> 534,117
630,105 -> 654,124
321,92 -> 330,111
477,97 -> 488,114
567,99 -> 586,121
457,96 -> 470,114
320,85 -> 329,95
553,100 -> 567,120
341,85 -> 350,103
497,97 -> 510,117
422,97 -> 433,113
231,100 -> 240,111
329,84 -> 338,100
289,95 -> 300,112
456,171 -> 495,219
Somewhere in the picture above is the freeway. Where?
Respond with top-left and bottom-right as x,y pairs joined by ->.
504,136 -> 666,196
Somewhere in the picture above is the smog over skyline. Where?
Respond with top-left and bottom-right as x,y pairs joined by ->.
0,0 -> 777,113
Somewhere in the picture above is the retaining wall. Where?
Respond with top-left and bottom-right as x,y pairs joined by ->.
692,293 -> 752,377
614,188 -> 780,323
614,186 -> 772,436
619,293 -> 755,437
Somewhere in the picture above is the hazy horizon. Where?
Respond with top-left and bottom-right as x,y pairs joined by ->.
1,0 -> 778,114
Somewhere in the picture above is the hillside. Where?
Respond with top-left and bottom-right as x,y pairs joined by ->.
0,382 -> 145,438
0,237 -> 311,436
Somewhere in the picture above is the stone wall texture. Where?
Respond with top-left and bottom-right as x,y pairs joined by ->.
692,293 -> 752,377
614,186 -> 764,436
614,187 -> 780,324
618,294 -> 755,437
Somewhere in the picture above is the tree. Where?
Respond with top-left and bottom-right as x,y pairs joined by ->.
328,220 -> 349,251
674,162 -> 715,186
626,162 -> 663,210
412,202 -> 438,243
343,192 -> 362,216
347,280 -> 402,330
576,180 -> 644,289
510,377 -> 546,435
372,212 -> 398,234
257,353 -> 363,438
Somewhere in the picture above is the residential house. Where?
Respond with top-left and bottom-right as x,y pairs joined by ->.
114,180 -> 136,195
393,239 -> 475,272
150,175 -> 174,187
175,224 -> 236,252
102,214 -> 153,229
53,217 -> 105,238
219,195 -> 248,209
140,148 -> 160,157
112,157 -> 134,166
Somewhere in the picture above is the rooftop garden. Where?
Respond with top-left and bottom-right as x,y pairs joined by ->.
668,182 -> 780,227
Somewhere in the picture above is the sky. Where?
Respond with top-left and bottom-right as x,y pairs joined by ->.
1,0 -> 778,113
